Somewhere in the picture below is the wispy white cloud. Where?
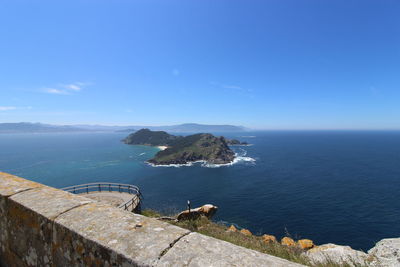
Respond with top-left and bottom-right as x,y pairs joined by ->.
0,106 -> 32,111
0,106 -> 17,111
64,84 -> 81,91
44,88 -> 70,95
42,82 -> 90,95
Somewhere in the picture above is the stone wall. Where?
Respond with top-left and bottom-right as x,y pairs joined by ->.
0,172 -> 304,267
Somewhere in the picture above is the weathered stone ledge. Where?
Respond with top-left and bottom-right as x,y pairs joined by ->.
0,172 -> 304,266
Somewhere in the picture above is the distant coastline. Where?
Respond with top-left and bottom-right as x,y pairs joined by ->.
0,122 -> 248,134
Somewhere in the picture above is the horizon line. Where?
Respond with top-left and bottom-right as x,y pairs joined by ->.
2,122 -> 400,131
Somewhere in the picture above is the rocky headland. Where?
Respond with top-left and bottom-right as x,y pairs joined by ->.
123,129 -> 239,165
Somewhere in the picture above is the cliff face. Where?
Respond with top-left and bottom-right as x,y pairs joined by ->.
149,133 -> 235,165
123,129 -> 235,165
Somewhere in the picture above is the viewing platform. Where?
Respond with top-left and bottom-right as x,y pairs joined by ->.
61,182 -> 142,213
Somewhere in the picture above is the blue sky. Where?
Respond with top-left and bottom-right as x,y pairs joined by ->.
0,0 -> 399,129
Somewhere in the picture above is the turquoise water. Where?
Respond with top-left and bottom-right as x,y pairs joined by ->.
1,131 -> 400,251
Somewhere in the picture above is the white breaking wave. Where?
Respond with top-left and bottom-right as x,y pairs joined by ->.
147,160 -> 206,168
202,154 -> 256,168
139,152 -> 146,156
146,149 -> 256,168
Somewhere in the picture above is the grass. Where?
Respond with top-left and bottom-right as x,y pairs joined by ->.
141,209 -> 162,218
141,209 -> 370,267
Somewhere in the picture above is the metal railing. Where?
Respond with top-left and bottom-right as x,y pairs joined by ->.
61,182 -> 142,212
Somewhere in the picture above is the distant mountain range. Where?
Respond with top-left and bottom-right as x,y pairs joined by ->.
158,123 -> 246,133
0,122 -> 247,133
0,123 -> 89,133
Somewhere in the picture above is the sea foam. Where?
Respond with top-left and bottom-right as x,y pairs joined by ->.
147,148 -> 255,168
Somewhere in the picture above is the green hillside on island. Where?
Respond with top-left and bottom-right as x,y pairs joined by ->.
123,128 -> 179,146
123,129 -> 236,165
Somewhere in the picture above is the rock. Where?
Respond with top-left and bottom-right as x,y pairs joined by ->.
262,234 -> 277,243
240,229 -> 252,236
304,243 -> 368,266
226,139 -> 249,146
177,204 -> 218,221
298,239 -> 314,250
368,238 -> 400,267
227,139 -> 241,145
176,209 -> 201,221
281,237 -> 296,247
157,232 -> 307,267
197,204 -> 218,219
226,225 -> 238,232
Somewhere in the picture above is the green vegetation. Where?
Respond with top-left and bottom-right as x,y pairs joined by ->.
141,209 -> 162,218
226,139 -> 248,145
124,129 -> 235,165
123,128 -> 178,146
151,133 -> 234,165
141,209 -> 369,267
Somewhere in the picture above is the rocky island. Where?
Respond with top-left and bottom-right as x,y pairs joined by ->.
226,139 -> 249,146
123,129 -> 237,165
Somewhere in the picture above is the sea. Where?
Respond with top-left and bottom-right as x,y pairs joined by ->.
1,131 -> 399,251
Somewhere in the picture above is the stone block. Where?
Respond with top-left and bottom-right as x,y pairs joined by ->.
3,186 -> 93,266
0,172 -> 43,197
53,203 -> 190,266
157,232 -> 305,267
0,172 -> 44,266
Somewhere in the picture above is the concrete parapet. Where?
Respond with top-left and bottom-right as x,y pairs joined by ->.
0,172 -> 305,266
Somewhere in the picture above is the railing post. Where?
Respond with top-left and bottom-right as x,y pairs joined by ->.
73,187 -> 75,194
99,184 -> 101,192
119,185 -> 121,193
109,184 -> 111,192
86,185 -> 88,194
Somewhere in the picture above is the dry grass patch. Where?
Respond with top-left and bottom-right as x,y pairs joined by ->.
141,209 -> 368,267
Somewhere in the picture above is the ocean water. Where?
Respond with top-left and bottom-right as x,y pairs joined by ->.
1,131 -> 400,251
